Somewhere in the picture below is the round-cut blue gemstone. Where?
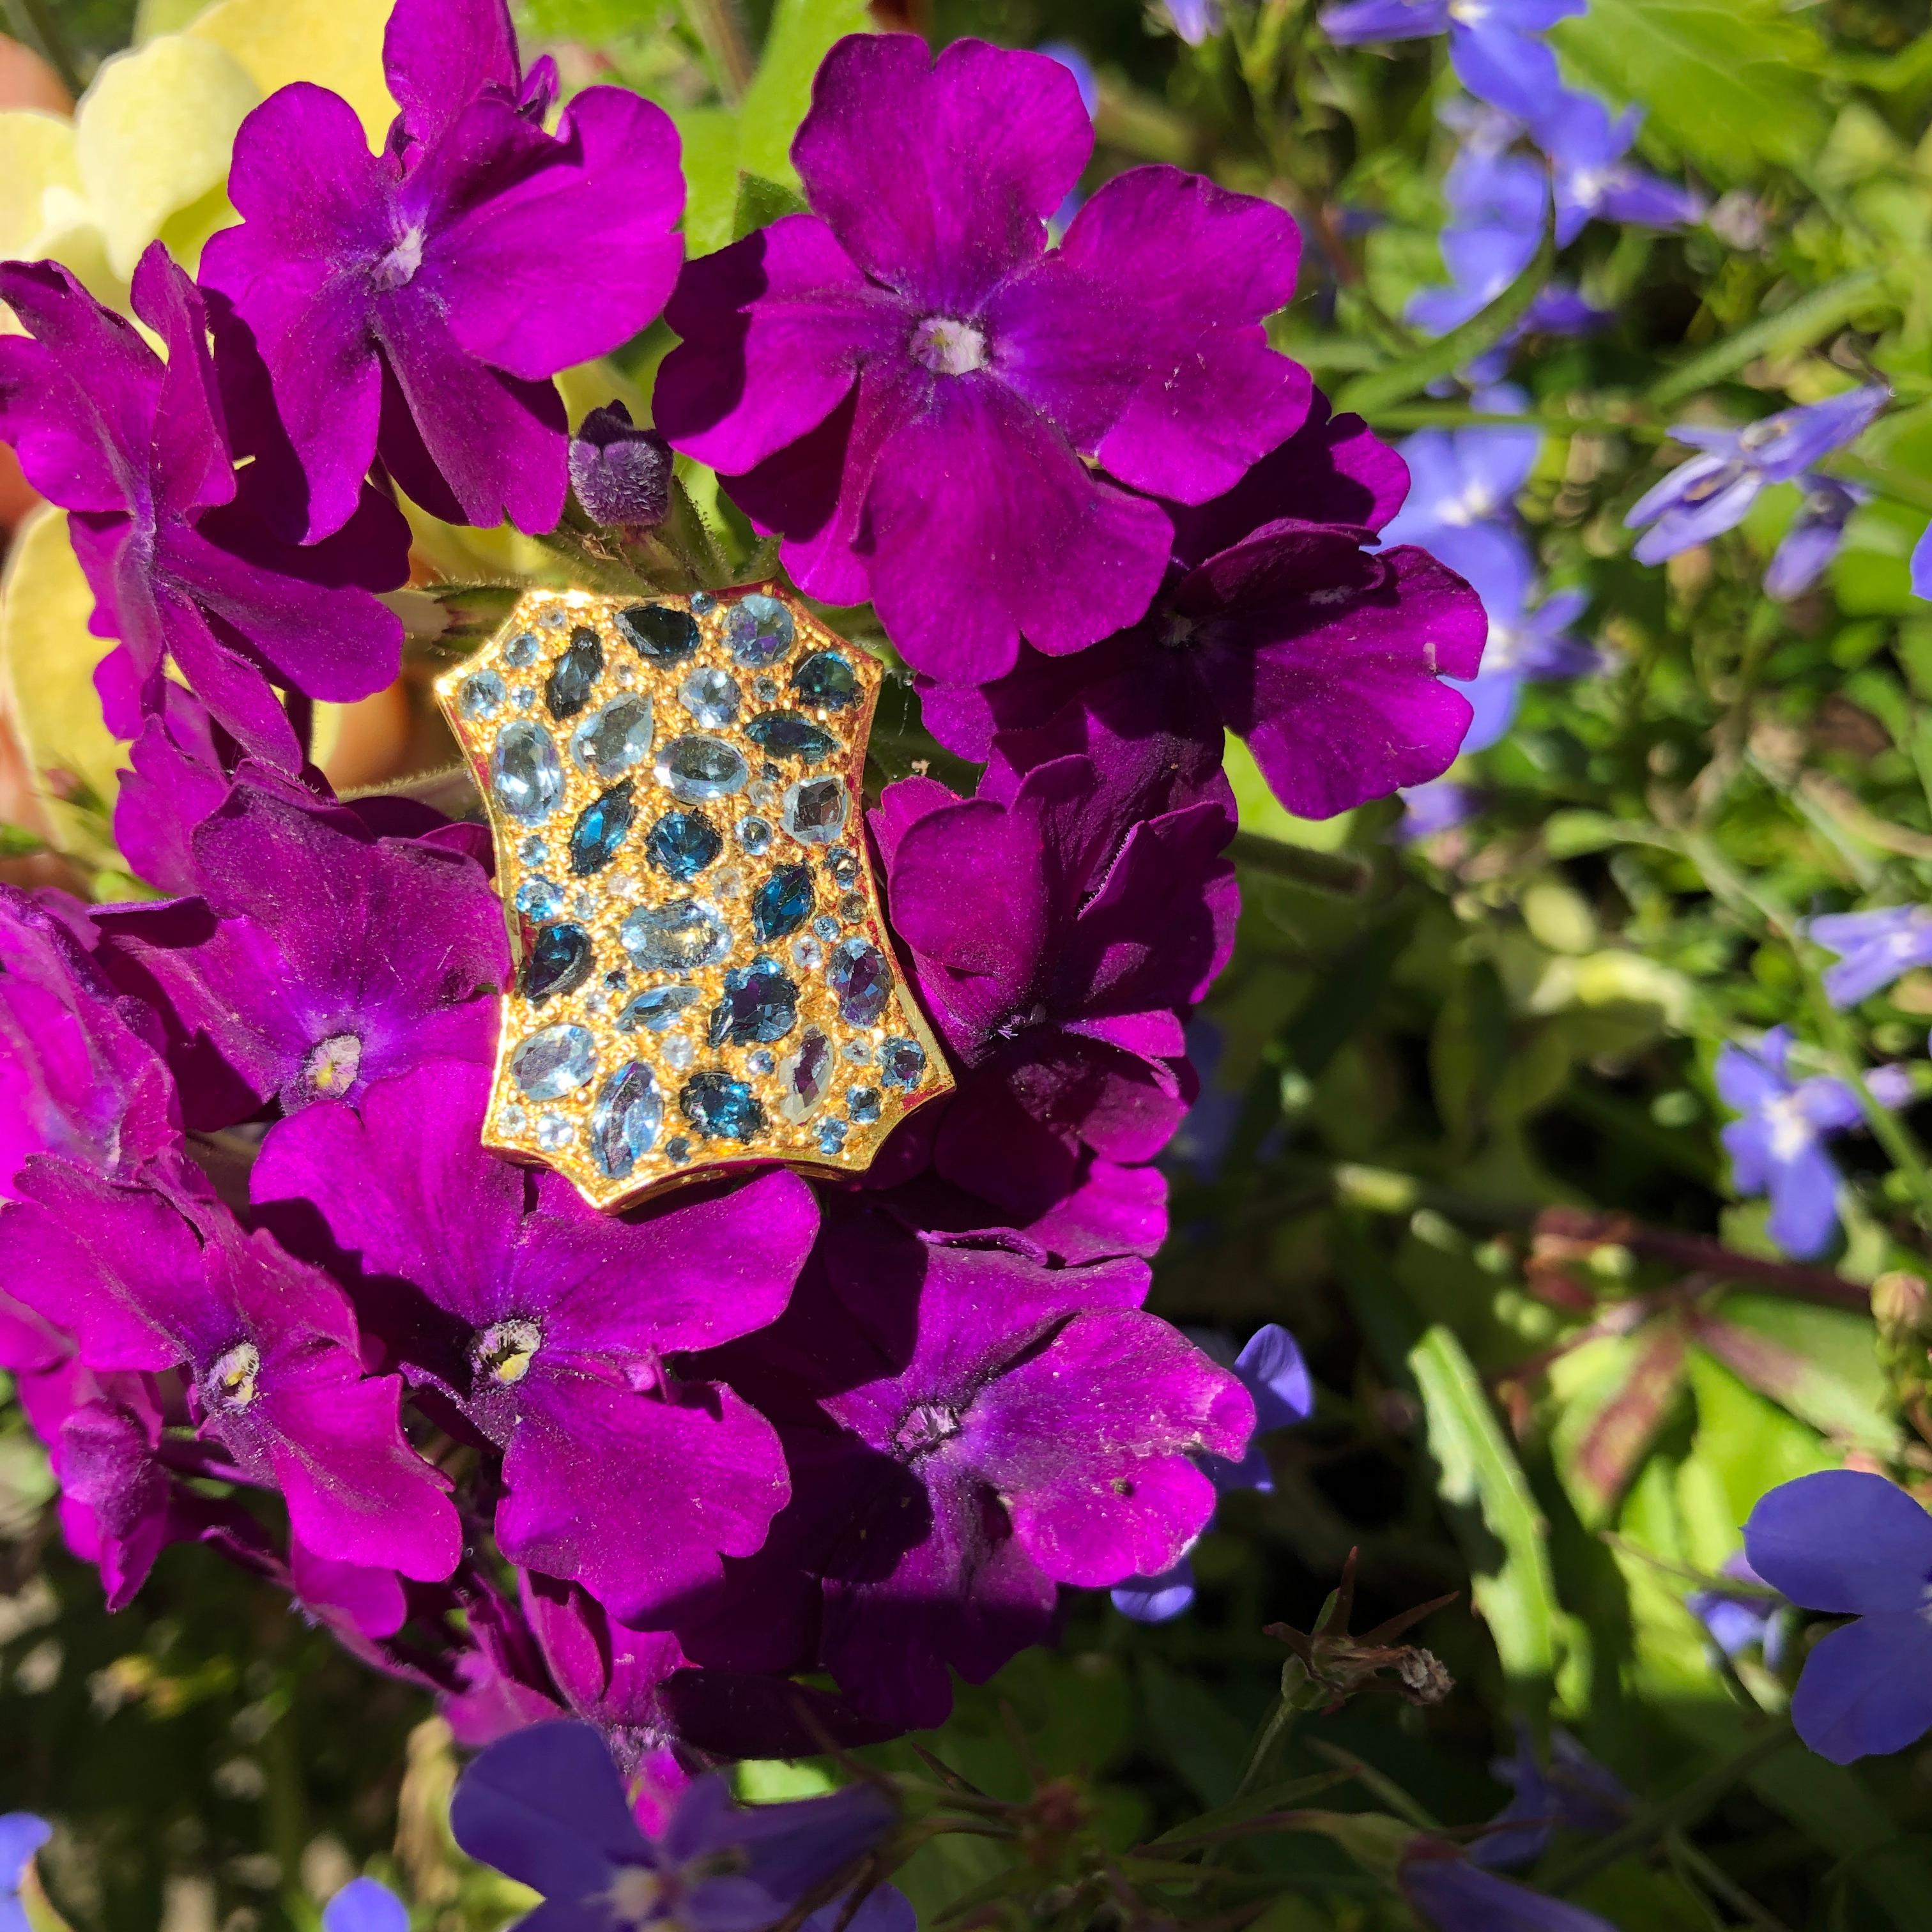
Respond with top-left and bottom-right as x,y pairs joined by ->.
521,923 -> 594,1003
792,650 -> 859,709
571,693 -> 653,779
492,721 -> 564,824
620,898 -> 730,974
617,602 -> 699,663
782,776 -> 847,845
680,666 -> 740,727
829,937 -> 892,1025
510,1023 -> 597,1101
751,863 -> 815,941
616,984 -> 702,1032
726,593 -> 795,666
708,956 -> 799,1047
737,815 -> 774,855
545,626 -> 604,719
680,1072 -> 766,1141
656,734 -> 749,804
590,1061 -> 661,1179
460,670 -> 506,718
516,875 -> 562,920
878,1037 -> 927,1089
568,779 -> 636,876
817,1118 -> 849,1156
505,630 -> 540,668
825,847 -> 860,887
745,711 -> 838,763
645,809 -> 722,881
847,1085 -> 882,1124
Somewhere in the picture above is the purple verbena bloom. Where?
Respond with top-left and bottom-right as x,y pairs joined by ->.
1544,91 -> 1703,244
1473,1724 -> 1629,1868
322,1880 -> 407,1932
1765,476 -> 1868,601
252,1061 -> 816,1625
1745,1469 -> 1932,1763
450,1719 -> 909,1932
1686,1552 -> 1787,1667
1,1816 -> 50,1932
1399,1841 -> 1618,1932
654,33 -> 1309,684
569,402 -> 673,532
1625,386 -> 1889,565
1715,1027 -> 1912,1260
0,250 -> 410,768
1318,0 -> 1586,127
200,0 -> 684,539
0,1157 -> 461,1578
97,778 -> 506,1128
1809,905 -> 1932,1008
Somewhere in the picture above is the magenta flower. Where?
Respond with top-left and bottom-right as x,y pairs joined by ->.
0,1157 -> 461,1579
0,251 -> 410,767
655,32 -> 1308,683
199,0 -> 684,539
252,1061 -> 816,1625
98,779 -> 506,1128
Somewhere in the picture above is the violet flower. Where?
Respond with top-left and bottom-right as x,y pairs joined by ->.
1715,1028 -> 1911,1260
654,33 -> 1308,684
1912,522 -> 1932,602
97,779 -> 507,1128
1544,92 -> 1703,243
450,1719 -> 909,1932
1809,905 -> 1932,1008
322,1880 -> 407,1932
1686,1552 -> 1787,1667
1474,1724 -> 1628,1868
1765,476 -> 1868,601
569,402 -> 673,532
1745,1469 -> 1932,1763
1162,0 -> 1223,43
1381,400 -> 1541,548
252,1060 -> 816,1625
1,1817 -> 50,1932
1625,387 -> 1889,565
1397,778 -> 1482,842
0,250 -> 410,767
0,1157 -> 461,1579
1318,0 -> 1585,128
200,0 -> 685,539
1399,1841 -> 1617,1932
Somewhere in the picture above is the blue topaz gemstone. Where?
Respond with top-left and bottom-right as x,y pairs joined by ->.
679,666 -> 740,728
521,923 -> 594,1003
680,1072 -> 766,1141
590,1061 -> 661,1179
879,1038 -> 927,1089
824,848 -> 860,887
460,670 -> 506,719
737,815 -> 773,856
492,721 -> 564,824
518,836 -> 548,866
505,630 -> 541,668
829,937 -> 892,1025
783,776 -> 847,845
645,809 -> 721,881
752,863 -> 815,942
546,627 -> 604,719
510,1023 -> 597,1101
753,678 -> 781,706
690,591 -> 717,616
746,711 -> 837,763
664,1135 -> 693,1162
535,1111 -> 574,1151
617,602 -> 699,663
847,1085 -> 882,1124
571,693 -> 653,779
621,898 -> 730,974
792,650 -> 859,710
817,1118 -> 849,1155
778,1028 -> 832,1123
616,984 -> 702,1032
708,956 -> 799,1047
516,875 -> 562,920
568,780 -> 636,876
726,593 -> 795,666
813,915 -> 839,942
656,734 -> 749,804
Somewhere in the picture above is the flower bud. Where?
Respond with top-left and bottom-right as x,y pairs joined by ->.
568,402 -> 671,530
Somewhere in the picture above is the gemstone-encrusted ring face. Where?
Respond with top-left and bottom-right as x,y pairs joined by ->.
437,585 -> 953,1209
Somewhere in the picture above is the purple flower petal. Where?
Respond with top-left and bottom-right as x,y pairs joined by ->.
1112,1557 -> 1197,1622
1319,0 -> 1450,43
321,1879 -> 408,1932
1791,1610 -> 1932,1763
1745,1469 -> 1932,1614
1449,22 -> 1565,126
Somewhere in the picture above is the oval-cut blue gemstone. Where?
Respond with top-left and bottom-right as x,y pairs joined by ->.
680,666 -> 740,727
745,711 -> 838,763
751,862 -> 815,941
546,627 -> 604,719
492,721 -> 564,824
510,1023 -> 597,1101
620,898 -> 730,974
617,602 -> 699,663
726,593 -> 795,666
521,923 -> 594,1003
878,1037 -> 927,1089
590,1061 -> 661,1179
616,984 -> 703,1032
680,1071 -> 767,1141
568,779 -> 636,876
645,809 -> 721,881
571,693 -> 653,779
829,937 -> 892,1025
656,734 -> 749,803
707,956 -> 799,1048
782,776 -> 847,845
792,650 -> 859,709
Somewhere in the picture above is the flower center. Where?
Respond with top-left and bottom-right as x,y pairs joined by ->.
1763,1094 -> 1813,1163
1738,417 -> 1782,454
302,1032 -> 363,1099
473,1318 -> 544,1386
995,1002 -> 1050,1039
1158,612 -> 1197,651
371,226 -> 426,291
911,316 -> 988,377
1682,459 -> 1747,506
1446,0 -> 1490,22
894,1399 -> 962,1457
205,1340 -> 261,1411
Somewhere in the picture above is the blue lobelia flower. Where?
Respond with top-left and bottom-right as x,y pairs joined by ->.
1745,1469 -> 1932,1763
1912,521 -> 1932,603
0,1816 -> 50,1932
1714,1028 -> 1912,1260
1473,1724 -> 1629,1869
1318,0 -> 1585,127
1808,905 -> 1932,1008
1381,397 -> 1541,549
1544,91 -> 1704,244
1685,1552 -> 1788,1669
1765,476 -> 1869,601
322,1879 -> 408,1932
1399,1839 -> 1618,1931
1161,0 -> 1223,42
1112,1325 -> 1314,1621
1625,386 -> 1889,565
1397,778 -> 1482,842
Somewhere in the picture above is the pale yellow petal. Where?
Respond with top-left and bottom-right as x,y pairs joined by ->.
187,0 -> 396,145
0,111 -> 82,261
74,35 -> 261,280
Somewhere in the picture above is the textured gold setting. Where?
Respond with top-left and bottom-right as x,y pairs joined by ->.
434,583 -> 953,1211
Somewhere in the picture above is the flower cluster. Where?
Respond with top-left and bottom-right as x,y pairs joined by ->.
0,0 -> 1485,1839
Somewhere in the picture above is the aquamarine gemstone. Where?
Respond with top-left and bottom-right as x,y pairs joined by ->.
460,670 -> 505,719
492,721 -> 564,824
782,776 -> 847,845
510,1023 -> 597,1101
824,847 -> 860,887
829,937 -> 892,1025
726,593 -> 794,666
516,875 -> 562,920
616,984 -> 702,1032
656,734 -> 749,804
505,630 -> 540,667
679,666 -> 740,728
746,711 -> 837,763
571,693 -> 653,779
878,1037 -> 927,1089
590,1061 -> 661,1179
620,898 -> 730,974
847,1085 -> 882,1124
817,1118 -> 849,1155
792,650 -> 859,710
680,1072 -> 766,1141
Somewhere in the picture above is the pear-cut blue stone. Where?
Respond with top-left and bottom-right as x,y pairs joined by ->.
492,721 -> 564,824
751,863 -> 815,941
680,1071 -> 766,1140
656,734 -> 749,804
522,923 -> 594,1003
829,937 -> 892,1025
792,650 -> 859,709
568,780 -> 636,876
707,956 -> 799,1048
546,627 -> 604,719
616,984 -> 703,1032
571,693 -> 653,779
617,602 -> 699,663
510,1023 -> 597,1100
645,810 -> 721,881
621,898 -> 730,974
590,1061 -> 661,1179
745,711 -> 837,763
726,593 -> 794,666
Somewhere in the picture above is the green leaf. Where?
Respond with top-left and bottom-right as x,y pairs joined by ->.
1647,270 -> 1890,407
674,105 -> 739,256
731,168 -> 808,242
1691,1294 -> 1899,1454
736,0 -> 869,185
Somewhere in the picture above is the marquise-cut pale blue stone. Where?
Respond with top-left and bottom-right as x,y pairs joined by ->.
645,810 -> 721,881
708,956 -> 799,1048
568,781 -> 636,876
571,693 -> 653,779
782,776 -> 847,845
680,666 -> 740,728
590,1061 -> 661,1179
617,984 -> 703,1032
493,721 -> 564,824
656,734 -> 749,803
746,711 -> 837,763
751,863 -> 814,941
792,650 -> 859,709
510,1023 -> 597,1101
680,1072 -> 766,1140
829,937 -> 892,1025
726,593 -> 795,666
620,898 -> 730,974
778,1027 -> 833,1123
